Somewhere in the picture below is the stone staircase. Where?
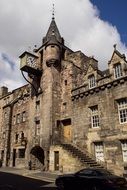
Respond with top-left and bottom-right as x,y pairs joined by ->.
61,143 -> 106,169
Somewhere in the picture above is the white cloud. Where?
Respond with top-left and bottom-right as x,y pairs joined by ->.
0,0 -> 127,90
0,54 -> 25,90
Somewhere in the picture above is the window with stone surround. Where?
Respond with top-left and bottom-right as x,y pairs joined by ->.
16,113 -> 20,124
121,140 -> 127,162
3,132 -> 5,139
88,74 -> 96,89
36,100 -> 40,113
22,111 -> 26,122
13,115 -> 16,125
123,166 -> 127,177
118,98 -> 127,124
4,112 -> 7,119
114,63 -> 122,79
90,105 -> 100,128
36,120 -> 40,135
20,131 -> 24,140
15,133 -> 19,143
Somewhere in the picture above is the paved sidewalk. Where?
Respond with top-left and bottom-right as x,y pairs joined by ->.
0,167 -> 60,182
25,170 -> 59,182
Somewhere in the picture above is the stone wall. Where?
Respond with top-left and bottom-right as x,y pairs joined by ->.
49,145 -> 85,173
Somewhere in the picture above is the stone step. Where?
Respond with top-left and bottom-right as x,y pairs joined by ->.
61,143 -> 104,169
80,158 -> 97,162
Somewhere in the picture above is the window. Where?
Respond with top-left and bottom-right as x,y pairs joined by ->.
15,133 -> 19,143
36,120 -> 40,135
124,166 -> 127,177
65,80 -> 67,85
121,140 -> 127,162
118,98 -> 127,123
13,115 -> 16,125
16,114 -> 20,124
63,102 -> 67,107
77,169 -> 97,176
90,106 -> 100,128
63,102 -> 67,113
20,131 -> 24,140
95,170 -> 112,176
89,75 -> 96,89
22,111 -> 26,122
94,142 -> 104,161
4,112 -> 7,119
18,149 -> 25,158
114,63 -> 122,79
3,132 -> 5,139
36,100 -> 40,112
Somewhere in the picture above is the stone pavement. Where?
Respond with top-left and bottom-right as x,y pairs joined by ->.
0,167 -> 60,183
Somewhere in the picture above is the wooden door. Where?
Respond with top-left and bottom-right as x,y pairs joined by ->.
13,149 -> 16,167
1,150 -> 4,162
54,151 -> 59,171
63,125 -> 72,142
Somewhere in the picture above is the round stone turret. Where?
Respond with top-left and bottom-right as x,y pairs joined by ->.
43,18 -> 64,67
45,42 -> 61,67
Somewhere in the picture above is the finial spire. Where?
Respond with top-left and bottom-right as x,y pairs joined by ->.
113,44 -> 117,50
52,3 -> 55,20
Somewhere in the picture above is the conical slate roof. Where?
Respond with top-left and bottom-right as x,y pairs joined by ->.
46,18 -> 61,39
43,18 -> 64,45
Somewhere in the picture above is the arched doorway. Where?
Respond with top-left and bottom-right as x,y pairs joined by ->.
30,146 -> 45,170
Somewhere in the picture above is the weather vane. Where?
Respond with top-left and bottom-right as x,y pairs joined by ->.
52,3 -> 55,19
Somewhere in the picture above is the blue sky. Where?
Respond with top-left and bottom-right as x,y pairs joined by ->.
91,0 -> 127,45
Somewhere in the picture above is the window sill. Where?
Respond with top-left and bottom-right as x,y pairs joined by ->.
88,127 -> 100,132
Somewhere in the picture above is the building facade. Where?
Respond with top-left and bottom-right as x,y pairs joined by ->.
0,17 -> 127,176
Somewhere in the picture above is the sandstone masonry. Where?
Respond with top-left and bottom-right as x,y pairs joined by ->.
0,18 -> 127,177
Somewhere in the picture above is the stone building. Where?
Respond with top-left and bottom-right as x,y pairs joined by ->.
0,17 -> 127,176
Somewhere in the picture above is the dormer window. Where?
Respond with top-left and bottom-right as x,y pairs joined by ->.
89,74 -> 96,89
114,63 -> 122,79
